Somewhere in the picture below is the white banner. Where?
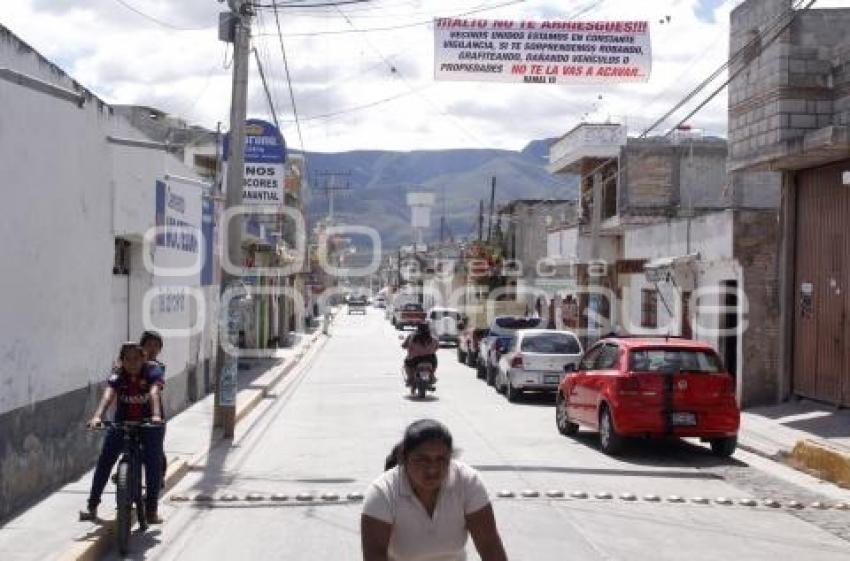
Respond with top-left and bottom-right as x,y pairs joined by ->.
434,19 -> 651,85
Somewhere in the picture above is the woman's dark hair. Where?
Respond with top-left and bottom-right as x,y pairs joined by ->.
384,419 -> 453,471
140,330 -> 164,348
118,342 -> 143,361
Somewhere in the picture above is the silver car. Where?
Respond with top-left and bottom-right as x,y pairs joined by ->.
495,329 -> 583,402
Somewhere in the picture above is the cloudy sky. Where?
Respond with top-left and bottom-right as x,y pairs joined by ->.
2,0 -> 846,153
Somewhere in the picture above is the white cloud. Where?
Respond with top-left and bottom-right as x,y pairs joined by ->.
5,0 -> 844,152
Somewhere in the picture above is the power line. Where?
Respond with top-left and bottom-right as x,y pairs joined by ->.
254,0 -> 526,37
109,0 -> 210,31
252,0 -> 373,9
252,47 -> 282,131
270,1 -> 307,155
640,0 -> 811,137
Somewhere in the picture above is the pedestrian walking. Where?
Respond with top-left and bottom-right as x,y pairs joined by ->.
361,419 -> 508,561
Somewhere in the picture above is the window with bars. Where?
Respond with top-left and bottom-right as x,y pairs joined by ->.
641,288 -> 658,329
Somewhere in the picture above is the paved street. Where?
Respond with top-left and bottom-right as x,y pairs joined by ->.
109,309 -> 850,561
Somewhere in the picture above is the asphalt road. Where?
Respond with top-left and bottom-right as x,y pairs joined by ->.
106,309 -> 850,560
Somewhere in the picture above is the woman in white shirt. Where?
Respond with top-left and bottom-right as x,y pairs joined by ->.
361,419 -> 508,561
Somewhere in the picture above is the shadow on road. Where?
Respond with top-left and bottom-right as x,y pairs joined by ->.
559,432 -> 747,469
402,395 -> 440,402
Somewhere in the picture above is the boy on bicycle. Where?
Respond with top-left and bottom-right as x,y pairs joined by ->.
140,330 -> 168,488
80,342 -> 165,523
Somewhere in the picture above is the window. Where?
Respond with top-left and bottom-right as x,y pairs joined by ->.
681,291 -> 693,339
113,239 -> 130,275
495,317 -> 542,329
596,344 -> 620,369
579,345 -> 603,371
629,349 -> 723,374
641,289 -> 658,329
521,333 -> 582,355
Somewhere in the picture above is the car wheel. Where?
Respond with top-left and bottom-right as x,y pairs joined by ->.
476,361 -> 485,379
598,406 -> 624,455
395,323 -> 403,331
555,393 -> 579,436
486,365 -> 496,386
710,436 -> 737,458
457,347 -> 467,364
506,379 -> 521,402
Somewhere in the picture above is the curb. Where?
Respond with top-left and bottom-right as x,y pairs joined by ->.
790,439 -> 850,489
58,331 -> 324,561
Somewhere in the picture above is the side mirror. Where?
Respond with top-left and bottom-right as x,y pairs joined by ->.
564,363 -> 576,373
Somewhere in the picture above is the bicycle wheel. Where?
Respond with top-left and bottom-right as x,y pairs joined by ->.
115,461 -> 131,555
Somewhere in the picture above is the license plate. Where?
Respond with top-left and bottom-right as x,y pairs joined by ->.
670,412 -> 697,426
544,375 -> 560,384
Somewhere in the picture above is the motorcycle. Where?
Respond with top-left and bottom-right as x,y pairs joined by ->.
404,360 -> 436,399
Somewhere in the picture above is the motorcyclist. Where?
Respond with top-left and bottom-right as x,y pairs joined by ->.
402,323 -> 439,387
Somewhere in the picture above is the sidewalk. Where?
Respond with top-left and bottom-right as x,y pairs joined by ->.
0,329 -> 325,561
739,399 -> 850,488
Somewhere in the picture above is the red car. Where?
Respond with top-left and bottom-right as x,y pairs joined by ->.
555,337 -> 740,457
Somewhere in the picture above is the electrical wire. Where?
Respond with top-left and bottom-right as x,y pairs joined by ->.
254,0 -> 526,37
271,1 -> 308,155
109,0 -> 211,31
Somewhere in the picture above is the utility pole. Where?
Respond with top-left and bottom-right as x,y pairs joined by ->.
478,200 -> 484,242
313,170 -> 351,224
588,170 -> 603,345
214,0 -> 252,439
487,176 -> 496,242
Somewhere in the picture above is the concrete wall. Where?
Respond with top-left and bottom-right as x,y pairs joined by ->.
621,139 -> 729,213
0,29 -> 217,521
728,0 -> 850,170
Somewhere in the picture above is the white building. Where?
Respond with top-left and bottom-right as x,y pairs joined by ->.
0,25 -> 219,520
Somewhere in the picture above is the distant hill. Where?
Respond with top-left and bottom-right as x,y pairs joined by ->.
301,138 -> 578,253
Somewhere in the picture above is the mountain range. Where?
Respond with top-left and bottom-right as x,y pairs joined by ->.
300,138 -> 579,254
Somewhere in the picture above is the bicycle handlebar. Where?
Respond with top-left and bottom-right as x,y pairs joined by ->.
88,420 -> 164,431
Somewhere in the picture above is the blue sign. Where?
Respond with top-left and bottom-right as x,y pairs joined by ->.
223,119 -> 286,165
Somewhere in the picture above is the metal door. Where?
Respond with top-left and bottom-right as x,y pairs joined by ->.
794,161 -> 850,406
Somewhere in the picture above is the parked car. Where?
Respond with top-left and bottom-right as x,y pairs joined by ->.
476,316 -> 542,383
555,337 -> 740,456
495,330 -> 583,401
427,307 -> 463,345
392,302 -> 427,330
347,295 -> 367,315
459,328 -> 488,367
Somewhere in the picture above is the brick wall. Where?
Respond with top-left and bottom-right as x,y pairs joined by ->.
734,210 -> 782,407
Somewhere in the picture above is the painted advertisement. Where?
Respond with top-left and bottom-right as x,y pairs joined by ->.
434,19 -> 651,84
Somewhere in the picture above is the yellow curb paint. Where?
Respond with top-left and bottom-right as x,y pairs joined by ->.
790,440 -> 850,488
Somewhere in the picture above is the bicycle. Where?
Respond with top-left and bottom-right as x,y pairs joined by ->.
90,420 -> 161,555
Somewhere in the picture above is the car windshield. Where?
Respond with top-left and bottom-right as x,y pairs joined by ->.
495,317 -> 542,329
521,333 -> 581,354
431,310 -> 461,320
629,349 -> 724,373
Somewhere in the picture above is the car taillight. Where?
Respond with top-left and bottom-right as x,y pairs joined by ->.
511,355 -> 524,369
618,376 -> 641,396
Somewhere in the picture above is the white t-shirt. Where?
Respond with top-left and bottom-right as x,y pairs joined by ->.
362,461 -> 491,561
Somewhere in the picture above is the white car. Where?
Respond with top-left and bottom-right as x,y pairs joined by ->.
427,307 -> 463,345
477,316 -> 543,384
495,329 -> 583,402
